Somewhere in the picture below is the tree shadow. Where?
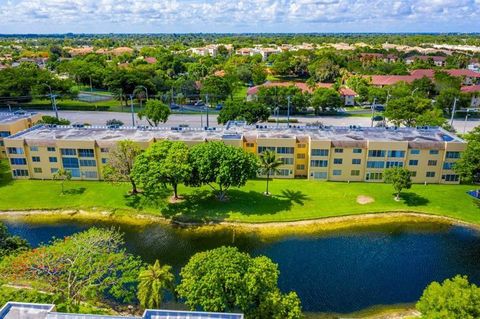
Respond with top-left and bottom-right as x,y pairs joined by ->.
63,187 -> 86,195
277,189 -> 310,206
400,192 -> 430,207
123,188 -> 171,211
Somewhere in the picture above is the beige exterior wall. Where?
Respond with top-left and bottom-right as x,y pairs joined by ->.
4,131 -> 467,184
0,113 -> 42,158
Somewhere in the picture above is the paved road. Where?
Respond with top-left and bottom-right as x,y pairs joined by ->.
37,110 -> 479,133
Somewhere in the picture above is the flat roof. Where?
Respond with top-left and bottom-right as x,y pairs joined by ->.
0,302 -> 55,319
0,111 -> 39,125
6,123 -> 464,145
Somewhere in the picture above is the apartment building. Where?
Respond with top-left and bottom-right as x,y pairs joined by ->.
4,123 -> 466,184
0,302 -> 243,319
0,111 -> 42,158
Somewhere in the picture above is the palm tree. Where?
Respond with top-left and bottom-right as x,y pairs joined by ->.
259,149 -> 283,196
137,260 -> 175,309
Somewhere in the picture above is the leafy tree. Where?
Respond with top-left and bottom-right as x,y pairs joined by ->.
416,275 -> 480,319
138,100 -> 171,126
308,58 -> 340,83
53,168 -> 71,194
311,88 -> 342,114
106,119 -> 124,127
385,96 -> 434,127
103,140 -> 141,194
384,167 -> 412,201
435,88 -> 469,115
1,228 -> 143,310
132,141 -> 191,199
259,150 -> 283,196
416,108 -> 448,127
257,86 -> 310,114
251,64 -> 267,85
411,77 -> 436,98
200,76 -> 232,102
137,260 -> 175,309
217,100 -> 270,125
177,246 -> 302,319
0,222 -> 29,259
455,126 -> 480,183
434,71 -> 462,92
38,115 -> 70,125
187,142 -> 259,200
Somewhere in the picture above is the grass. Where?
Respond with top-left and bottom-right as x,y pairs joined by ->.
1,161 -> 479,224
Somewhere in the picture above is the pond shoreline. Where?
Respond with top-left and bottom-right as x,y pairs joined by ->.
0,209 -> 478,235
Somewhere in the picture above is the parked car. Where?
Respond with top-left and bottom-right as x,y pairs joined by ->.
374,104 -> 385,111
215,104 -> 223,110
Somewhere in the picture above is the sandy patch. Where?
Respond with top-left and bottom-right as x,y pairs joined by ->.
357,195 -> 375,205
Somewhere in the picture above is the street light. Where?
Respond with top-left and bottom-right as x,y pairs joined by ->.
411,87 -> 419,96
129,94 -> 136,127
464,111 -> 471,134
43,83 -> 58,119
135,86 -> 149,108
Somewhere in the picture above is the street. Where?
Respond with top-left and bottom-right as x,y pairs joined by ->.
37,110 -> 479,133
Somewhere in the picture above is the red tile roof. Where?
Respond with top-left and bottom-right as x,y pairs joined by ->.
447,69 -> 480,78
461,85 -> 480,93
368,75 -> 416,86
339,87 -> 357,96
247,82 -> 355,96
369,69 -> 480,86
144,57 -> 157,64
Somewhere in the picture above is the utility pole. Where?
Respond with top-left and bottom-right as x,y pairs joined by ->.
205,94 -> 209,128
371,98 -> 376,128
450,97 -> 458,127
287,95 -> 291,127
52,94 -> 58,120
464,111 -> 470,134
129,94 -> 135,127
89,76 -> 93,93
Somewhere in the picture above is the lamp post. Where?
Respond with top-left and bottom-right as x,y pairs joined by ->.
129,94 -> 136,127
43,83 -> 58,119
464,111 -> 470,134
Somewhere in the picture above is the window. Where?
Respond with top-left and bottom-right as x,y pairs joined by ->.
78,149 -> 95,158
443,162 -> 454,170
332,170 -> 342,176
83,171 -> 98,179
429,150 -> 439,155
0,131 -> 10,137
367,161 -> 385,169
445,151 -> 460,159
353,148 -> 362,154
279,158 -> 294,165
12,169 -> 28,177
33,167 -> 42,173
47,147 -> 56,152
7,147 -> 24,154
32,156 -> 40,162
428,160 -> 437,166
368,150 -> 385,157
351,170 -> 360,176
426,172 -> 436,178
410,149 -> 420,155
366,172 -> 383,181
334,148 -> 344,153
296,164 -> 305,170
352,159 -> 361,165
333,158 -> 343,165
62,157 -> 79,168
312,172 -> 327,179
49,157 -> 58,163
10,158 -> 27,165
0,141 -> 3,146
297,143 -> 306,148
276,147 -> 294,154
387,150 -> 405,158
79,159 -> 97,167
258,146 -> 275,153
50,168 -> 58,174
297,153 -> 306,159
410,171 -> 417,177
311,149 -> 329,156
442,174 -> 459,182
386,161 -> 404,168
310,160 -> 328,167
409,160 -> 418,166
245,143 -> 254,148
29,146 -> 39,152
61,148 -> 77,156
66,169 -> 80,178
276,169 -> 291,176
100,148 -> 109,153
101,158 -> 108,164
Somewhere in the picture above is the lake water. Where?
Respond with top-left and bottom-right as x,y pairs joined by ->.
4,218 -> 480,314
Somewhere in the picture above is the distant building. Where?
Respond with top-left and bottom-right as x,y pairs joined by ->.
0,302 -> 244,319
0,111 -> 42,158
405,55 -> 447,67
461,85 -> 480,108
368,69 -> 480,87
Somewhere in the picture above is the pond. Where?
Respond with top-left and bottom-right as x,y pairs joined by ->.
4,218 -> 480,314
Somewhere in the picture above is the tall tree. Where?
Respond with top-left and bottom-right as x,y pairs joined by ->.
187,142 -> 259,200
384,167 -> 412,201
385,96 -> 434,127
137,260 -> 175,309
177,246 -> 302,319
259,150 -> 283,196
217,100 -> 270,125
310,88 -> 342,114
138,100 -> 171,127
132,141 -> 191,199
103,140 -> 142,194
455,126 -> 480,183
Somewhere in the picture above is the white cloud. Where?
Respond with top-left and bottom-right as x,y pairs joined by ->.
0,0 -> 478,32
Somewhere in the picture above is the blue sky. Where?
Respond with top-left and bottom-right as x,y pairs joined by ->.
0,0 -> 479,34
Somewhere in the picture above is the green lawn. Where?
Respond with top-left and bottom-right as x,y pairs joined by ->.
1,161 -> 479,224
